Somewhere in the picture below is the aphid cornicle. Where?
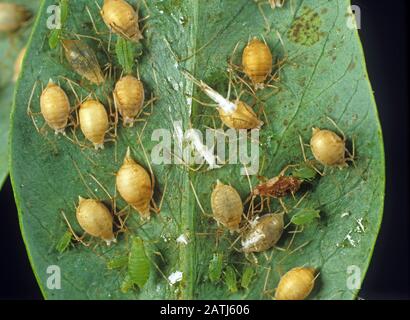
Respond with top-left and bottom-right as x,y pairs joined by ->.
242,38 -> 273,89
116,148 -> 153,219
101,0 -> 143,43
114,75 -> 145,126
79,100 -> 109,149
76,197 -> 116,245
0,3 -> 31,32
241,213 -> 284,253
13,47 -> 26,82
62,40 -> 105,85
184,72 -> 263,130
310,128 -> 347,167
275,267 -> 316,300
211,181 -> 243,232
40,80 -> 71,134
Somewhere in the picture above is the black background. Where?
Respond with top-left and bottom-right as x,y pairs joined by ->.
0,0 -> 408,300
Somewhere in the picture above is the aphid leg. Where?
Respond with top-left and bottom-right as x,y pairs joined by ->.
278,198 -> 288,213
61,211 -> 90,247
255,1 -> 272,32
326,116 -> 346,141
26,80 -> 42,133
299,134 -> 325,176
189,181 -> 213,218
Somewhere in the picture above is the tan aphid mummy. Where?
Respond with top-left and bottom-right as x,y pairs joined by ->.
76,197 -> 116,245
116,148 -> 153,219
242,38 -> 273,89
241,213 -> 284,253
101,0 -> 143,43
211,180 -> 243,231
114,75 -> 145,127
13,47 -> 26,82
185,73 -> 263,130
79,100 -> 109,150
62,40 -> 105,85
0,3 -> 31,32
310,128 -> 347,167
275,267 -> 316,300
40,80 -> 71,134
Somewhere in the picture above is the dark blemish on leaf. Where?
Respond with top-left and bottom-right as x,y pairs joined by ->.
288,7 -> 323,46
283,119 -> 288,126
321,8 -> 328,15
348,59 -> 356,72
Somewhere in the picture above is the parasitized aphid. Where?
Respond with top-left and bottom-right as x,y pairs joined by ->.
208,253 -> 224,283
62,39 -> 105,85
101,0 -> 144,43
211,180 -> 243,232
114,75 -> 145,127
55,231 -> 72,254
290,208 -> 320,226
79,99 -> 109,149
241,213 -> 284,253
40,80 -> 71,135
116,147 -> 154,220
224,266 -> 238,293
183,71 -> 263,130
128,236 -> 150,289
0,3 -> 31,33
252,175 -> 302,199
13,47 -> 26,82
275,267 -> 317,300
242,38 -> 273,90
241,266 -> 255,290
76,197 -> 116,245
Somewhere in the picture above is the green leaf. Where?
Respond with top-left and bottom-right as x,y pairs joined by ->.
128,237 -> 150,289
208,253 -> 223,283
10,0 -> 385,300
0,0 -> 39,188
290,208 -> 321,226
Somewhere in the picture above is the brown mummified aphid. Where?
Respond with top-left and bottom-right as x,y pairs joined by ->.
13,47 -> 26,82
101,0 -> 143,43
252,175 -> 302,198
0,3 -> 31,32
184,72 -> 263,130
62,40 -> 105,85
211,180 -> 243,232
76,197 -> 116,245
242,38 -> 273,89
40,80 -> 71,134
275,267 -> 316,300
116,148 -> 153,219
241,213 -> 284,253
79,100 -> 109,149
114,75 -> 145,127
310,128 -> 348,168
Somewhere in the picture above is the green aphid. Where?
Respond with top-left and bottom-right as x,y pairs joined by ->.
128,237 -> 150,289
55,231 -> 72,254
208,253 -> 224,283
292,165 -> 317,181
241,266 -> 255,290
290,208 -> 321,226
107,256 -> 128,270
224,266 -> 238,293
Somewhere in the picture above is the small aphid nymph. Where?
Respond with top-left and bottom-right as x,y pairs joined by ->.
242,38 -> 273,89
116,148 -> 153,219
310,128 -> 347,168
13,47 -> 26,82
62,39 -> 105,85
275,267 -> 316,300
76,197 -> 116,245
40,80 -> 71,134
101,0 -> 143,43
211,180 -> 243,232
241,213 -> 284,253
114,75 -> 145,126
0,3 -> 31,32
79,100 -> 109,149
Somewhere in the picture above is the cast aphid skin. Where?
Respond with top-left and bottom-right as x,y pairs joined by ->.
114,75 -> 145,127
275,267 -> 316,300
242,38 -> 273,89
101,0 -> 143,43
76,197 -> 116,245
310,128 -> 348,168
241,213 -> 284,253
13,47 -> 26,82
0,3 -> 31,32
79,100 -> 109,149
62,40 -> 105,85
211,180 -> 243,232
116,148 -> 153,219
184,72 -> 263,130
40,80 -> 71,134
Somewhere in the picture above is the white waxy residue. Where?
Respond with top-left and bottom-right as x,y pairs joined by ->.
201,82 -> 237,114
176,234 -> 189,245
168,271 -> 183,285
241,229 -> 265,251
185,130 -> 221,170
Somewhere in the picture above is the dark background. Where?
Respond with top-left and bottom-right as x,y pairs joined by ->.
0,1 -> 409,300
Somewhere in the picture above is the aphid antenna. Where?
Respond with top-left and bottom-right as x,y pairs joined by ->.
26,80 -> 41,132
276,240 -> 310,265
71,159 -> 98,199
189,180 -> 212,218
255,1 -> 272,32
85,5 -> 103,37
326,116 -> 346,141
61,210 -> 90,247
